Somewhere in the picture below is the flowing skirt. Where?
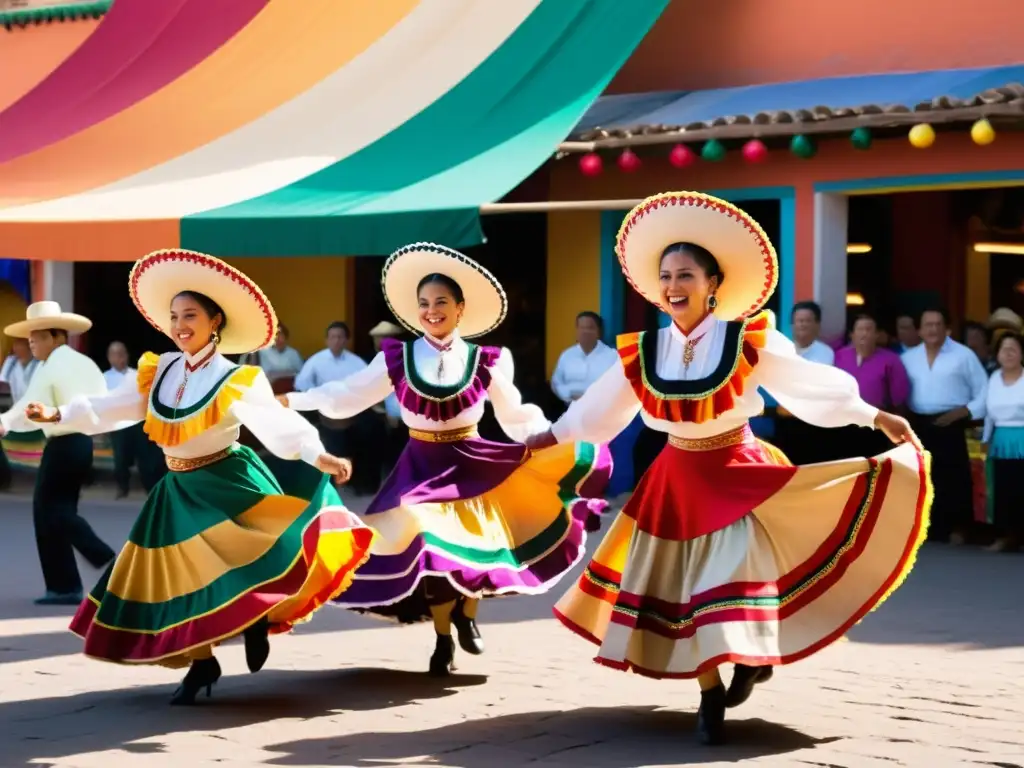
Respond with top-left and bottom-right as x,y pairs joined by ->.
332,435 -> 612,622
70,445 -> 374,667
554,427 -> 931,679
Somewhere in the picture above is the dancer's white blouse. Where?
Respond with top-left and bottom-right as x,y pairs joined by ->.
552,314 -> 880,444
56,343 -> 326,466
287,331 -> 550,442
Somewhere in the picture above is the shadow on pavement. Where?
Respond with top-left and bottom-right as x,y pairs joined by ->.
263,706 -> 840,766
2,667 -> 486,767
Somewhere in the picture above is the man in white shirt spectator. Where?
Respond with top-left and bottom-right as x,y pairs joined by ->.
551,311 -> 618,414
790,301 -> 835,364
255,323 -> 304,389
0,302 -> 116,605
103,341 -> 139,499
902,307 -> 989,544
0,337 -> 38,490
294,321 -> 373,493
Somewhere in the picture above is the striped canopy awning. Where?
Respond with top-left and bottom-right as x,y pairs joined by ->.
0,0 -> 667,261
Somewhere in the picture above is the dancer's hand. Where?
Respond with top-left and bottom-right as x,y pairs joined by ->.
874,411 -> 920,450
25,402 -> 60,424
275,394 -> 291,408
316,453 -> 353,484
525,429 -> 557,452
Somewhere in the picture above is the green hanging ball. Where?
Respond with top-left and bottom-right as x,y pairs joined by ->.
701,139 -> 726,162
790,134 -> 816,159
850,127 -> 872,150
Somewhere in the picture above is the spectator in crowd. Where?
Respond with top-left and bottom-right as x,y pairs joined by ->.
964,321 -> 997,374
902,307 -> 988,544
895,313 -> 920,353
103,341 -> 137,499
0,337 -> 38,490
790,301 -> 835,364
834,313 -> 911,457
982,333 -> 1024,552
368,320 -> 407,484
294,321 -> 375,494
775,301 -> 835,462
255,323 -> 304,387
550,311 -> 618,416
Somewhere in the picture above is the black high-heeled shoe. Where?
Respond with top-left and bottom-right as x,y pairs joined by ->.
696,684 -> 727,746
724,664 -> 773,708
243,617 -> 270,673
450,600 -> 484,655
428,633 -> 456,677
170,657 -> 222,706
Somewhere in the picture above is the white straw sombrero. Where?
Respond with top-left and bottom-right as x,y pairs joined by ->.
368,320 -> 405,337
617,192 -> 779,321
129,249 -> 277,355
381,243 -> 507,339
4,301 -> 92,338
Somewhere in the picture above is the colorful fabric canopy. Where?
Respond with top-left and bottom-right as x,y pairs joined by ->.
0,0 -> 667,261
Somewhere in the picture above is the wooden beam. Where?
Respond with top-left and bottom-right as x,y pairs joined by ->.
480,199 -> 642,214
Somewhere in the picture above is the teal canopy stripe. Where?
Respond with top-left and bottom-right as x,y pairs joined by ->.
181,0 -> 669,257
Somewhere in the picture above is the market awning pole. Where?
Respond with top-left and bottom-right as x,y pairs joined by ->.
479,199 -> 641,214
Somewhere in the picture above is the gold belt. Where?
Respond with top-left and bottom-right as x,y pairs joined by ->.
408,425 -> 479,443
165,447 -> 233,472
667,425 -> 753,452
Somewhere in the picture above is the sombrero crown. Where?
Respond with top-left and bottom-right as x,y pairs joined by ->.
381,242 -> 507,339
617,192 -> 779,321
129,249 -> 277,355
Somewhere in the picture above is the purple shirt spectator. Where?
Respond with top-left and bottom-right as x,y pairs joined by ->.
834,345 -> 910,410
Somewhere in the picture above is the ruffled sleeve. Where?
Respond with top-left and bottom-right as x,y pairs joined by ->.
229,370 -> 326,467
756,329 -> 878,428
551,361 -> 640,445
486,347 -> 551,443
56,355 -> 158,435
285,351 -> 393,420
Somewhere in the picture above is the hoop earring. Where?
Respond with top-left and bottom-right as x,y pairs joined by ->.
210,330 -> 221,346
708,295 -> 718,310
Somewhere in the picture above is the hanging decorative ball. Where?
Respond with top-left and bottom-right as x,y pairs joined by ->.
668,143 -> 697,168
908,123 -> 936,149
850,127 -> 873,150
578,152 -> 603,177
701,139 -> 726,162
741,139 -> 769,163
617,149 -> 642,173
790,134 -> 816,159
971,118 -> 996,146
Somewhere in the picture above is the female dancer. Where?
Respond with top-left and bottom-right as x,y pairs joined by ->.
26,249 -> 374,704
527,193 -> 931,745
282,242 -> 610,674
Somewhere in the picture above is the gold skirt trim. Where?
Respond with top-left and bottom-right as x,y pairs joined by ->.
408,425 -> 479,443
165,447 -> 234,473
667,425 -> 753,452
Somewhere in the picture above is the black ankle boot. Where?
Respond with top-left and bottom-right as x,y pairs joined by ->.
696,684 -> 727,746
725,664 -> 773,708
450,600 -> 484,655
428,633 -> 456,676
243,617 -> 270,673
170,657 -> 222,706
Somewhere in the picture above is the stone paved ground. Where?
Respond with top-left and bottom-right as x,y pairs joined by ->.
1,489 -> 1022,768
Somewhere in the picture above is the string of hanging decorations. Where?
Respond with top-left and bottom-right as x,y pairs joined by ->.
575,118 -> 999,176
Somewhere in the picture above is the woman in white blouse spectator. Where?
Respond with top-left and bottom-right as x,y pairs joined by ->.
550,311 -> 619,412
983,333 -> 1024,552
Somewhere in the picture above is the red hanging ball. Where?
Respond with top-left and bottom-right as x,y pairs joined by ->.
668,143 -> 697,168
742,139 -> 769,163
578,153 -> 603,177
617,149 -> 641,173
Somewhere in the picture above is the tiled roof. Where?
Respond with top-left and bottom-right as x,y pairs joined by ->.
0,1 -> 111,30
565,70 -> 1024,150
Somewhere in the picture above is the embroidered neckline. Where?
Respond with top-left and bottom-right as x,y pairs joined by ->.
638,321 -> 746,401
403,341 -> 480,402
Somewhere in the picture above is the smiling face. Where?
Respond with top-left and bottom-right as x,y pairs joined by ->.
997,335 -> 1023,371
658,249 -> 718,332
417,280 -> 463,340
169,294 -> 221,356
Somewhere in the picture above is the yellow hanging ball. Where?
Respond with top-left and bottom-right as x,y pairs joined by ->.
971,118 -> 996,146
909,123 -> 936,148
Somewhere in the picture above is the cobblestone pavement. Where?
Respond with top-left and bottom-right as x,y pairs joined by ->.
0,490 -> 1022,767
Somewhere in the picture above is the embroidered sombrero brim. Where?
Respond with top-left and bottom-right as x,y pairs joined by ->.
617,192 -> 779,321
129,249 -> 277,355
381,243 -> 507,339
